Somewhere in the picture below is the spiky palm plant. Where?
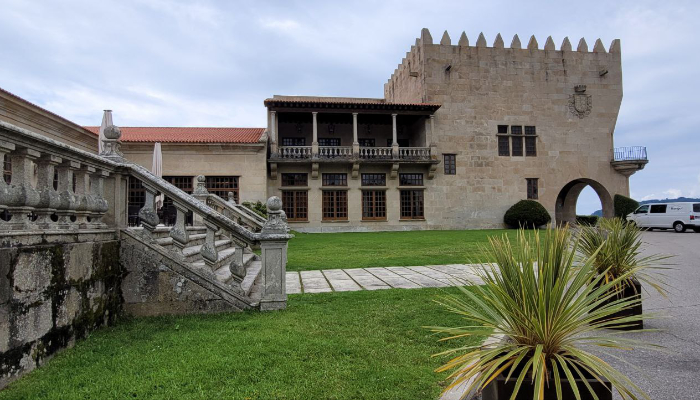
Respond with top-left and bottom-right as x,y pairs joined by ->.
577,218 -> 671,296
429,228 -> 658,400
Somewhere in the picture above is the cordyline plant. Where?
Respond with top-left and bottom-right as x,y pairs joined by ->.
428,228 -> 660,400
577,217 -> 672,296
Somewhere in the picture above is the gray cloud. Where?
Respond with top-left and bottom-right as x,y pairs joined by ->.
1,0 -> 697,213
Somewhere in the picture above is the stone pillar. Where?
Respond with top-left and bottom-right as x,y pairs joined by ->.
192,175 -> 208,226
200,217 -> 219,268
74,165 -> 95,228
269,110 -> 277,156
169,200 -> 190,250
100,124 -> 124,162
7,148 -> 41,230
429,114 -> 438,160
391,113 -> 399,159
259,196 -> 291,311
352,112 -> 359,157
34,154 -> 62,228
311,112 -> 319,159
89,170 -> 110,227
55,160 -> 80,229
138,181 -> 160,237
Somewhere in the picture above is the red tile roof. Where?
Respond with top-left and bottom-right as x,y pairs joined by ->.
83,126 -> 265,143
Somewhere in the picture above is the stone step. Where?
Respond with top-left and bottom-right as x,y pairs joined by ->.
182,239 -> 232,263
155,232 -> 224,249
210,252 -> 257,289
131,225 -> 208,239
190,245 -> 251,272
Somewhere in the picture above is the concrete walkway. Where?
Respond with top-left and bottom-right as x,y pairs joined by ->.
286,264 -> 483,294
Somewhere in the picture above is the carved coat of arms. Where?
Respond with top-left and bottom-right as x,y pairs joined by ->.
568,85 -> 592,118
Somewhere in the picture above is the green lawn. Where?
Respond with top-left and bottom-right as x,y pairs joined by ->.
286,229 -> 521,271
1,288 -> 480,400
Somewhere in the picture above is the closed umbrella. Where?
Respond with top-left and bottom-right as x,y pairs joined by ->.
151,142 -> 164,210
98,110 -> 112,154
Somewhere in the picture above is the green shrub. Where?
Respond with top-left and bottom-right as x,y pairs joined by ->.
576,215 -> 599,226
503,200 -> 551,228
241,201 -> 268,218
614,194 -> 639,219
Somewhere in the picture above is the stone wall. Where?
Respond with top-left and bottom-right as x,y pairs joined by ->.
0,231 -> 121,389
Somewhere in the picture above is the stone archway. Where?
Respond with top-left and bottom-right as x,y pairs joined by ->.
555,178 -> 614,225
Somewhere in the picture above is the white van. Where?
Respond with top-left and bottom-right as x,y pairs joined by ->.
627,202 -> 700,233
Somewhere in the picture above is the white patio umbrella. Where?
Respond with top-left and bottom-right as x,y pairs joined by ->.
151,142 -> 164,210
97,110 -> 113,154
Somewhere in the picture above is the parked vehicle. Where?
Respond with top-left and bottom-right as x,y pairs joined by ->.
627,202 -> 700,232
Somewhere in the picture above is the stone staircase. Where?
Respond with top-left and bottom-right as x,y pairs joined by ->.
130,225 -> 263,299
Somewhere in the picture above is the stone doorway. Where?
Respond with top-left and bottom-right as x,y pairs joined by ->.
555,178 -> 613,225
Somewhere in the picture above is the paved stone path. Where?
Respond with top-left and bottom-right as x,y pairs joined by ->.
286,264 -> 483,294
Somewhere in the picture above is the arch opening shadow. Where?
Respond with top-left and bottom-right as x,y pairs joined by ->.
555,178 -> 614,226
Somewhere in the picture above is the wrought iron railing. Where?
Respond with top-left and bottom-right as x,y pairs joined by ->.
613,146 -> 647,162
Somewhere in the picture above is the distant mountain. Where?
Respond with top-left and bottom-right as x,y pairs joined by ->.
589,197 -> 700,216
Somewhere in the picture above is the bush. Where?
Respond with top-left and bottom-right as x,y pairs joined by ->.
576,215 -> 599,226
241,201 -> 268,218
503,200 -> 551,228
614,194 -> 640,219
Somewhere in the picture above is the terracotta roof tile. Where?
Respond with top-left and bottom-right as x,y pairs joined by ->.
83,126 -> 265,143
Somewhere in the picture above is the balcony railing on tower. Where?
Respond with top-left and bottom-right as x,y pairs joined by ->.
613,146 -> 647,162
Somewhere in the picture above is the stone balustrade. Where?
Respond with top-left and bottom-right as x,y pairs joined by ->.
279,145 -> 312,159
399,147 -> 431,160
198,182 -> 265,232
0,121 -> 115,231
359,146 -> 393,159
318,145 -> 353,159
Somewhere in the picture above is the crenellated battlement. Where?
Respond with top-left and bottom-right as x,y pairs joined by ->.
384,28 -> 621,103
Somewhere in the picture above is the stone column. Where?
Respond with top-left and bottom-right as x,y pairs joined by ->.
259,196 -> 291,311
269,110 -> 277,156
391,113 -> 399,159
429,114 -> 438,160
7,148 -> 41,230
34,154 -> 62,228
311,112 -> 319,159
55,160 -> 80,229
352,112 -> 359,157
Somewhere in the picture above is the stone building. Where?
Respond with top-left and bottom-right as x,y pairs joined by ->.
266,29 -> 647,232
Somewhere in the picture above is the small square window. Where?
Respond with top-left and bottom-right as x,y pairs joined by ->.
497,125 -> 508,134
526,178 -> 539,200
511,126 -> 523,135
361,173 -> 386,186
399,173 -> 423,186
443,154 -> 456,175
322,173 -> 347,186
525,126 -> 536,135
282,173 -> 308,186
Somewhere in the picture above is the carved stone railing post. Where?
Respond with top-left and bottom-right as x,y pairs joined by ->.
0,141 -> 16,227
89,169 -> 109,228
55,160 -> 79,229
227,191 -> 236,205
100,124 -> 124,162
201,216 -> 219,268
258,196 -> 290,311
34,154 -> 62,228
6,148 -> 41,229
192,175 -> 208,226
73,165 -> 95,228
138,182 -> 160,237
169,200 -> 190,250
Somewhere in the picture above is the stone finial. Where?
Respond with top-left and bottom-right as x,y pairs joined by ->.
577,38 -> 588,52
103,125 -> 121,140
458,31 -> 469,46
261,196 -> 288,234
493,33 -> 504,48
593,38 -> 606,53
544,36 -> 555,50
99,123 -> 124,160
440,30 -> 451,45
193,175 -> 208,195
561,37 -> 572,51
527,35 -> 538,50
609,39 -> 621,53
421,28 -> 433,45
227,191 -> 236,204
476,32 -> 487,47
510,34 -> 521,49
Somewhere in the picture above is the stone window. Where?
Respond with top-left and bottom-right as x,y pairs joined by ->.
443,154 -> 456,175
526,178 -> 539,200
361,173 -> 386,186
127,177 -> 145,226
525,126 -> 537,156
358,138 -> 375,147
322,190 -> 348,220
281,173 -> 308,187
282,137 -> 306,146
318,138 -> 340,146
362,190 -> 386,220
205,176 -> 239,202
322,173 -> 347,187
162,176 -> 194,226
400,190 -> 424,220
498,125 -> 537,157
399,173 -> 423,186
3,155 -> 10,184
282,190 -> 308,221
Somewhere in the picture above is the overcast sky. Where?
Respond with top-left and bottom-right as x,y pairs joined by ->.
1,0 -> 698,213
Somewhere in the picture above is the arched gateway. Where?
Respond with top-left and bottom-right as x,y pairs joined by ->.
555,179 -> 614,225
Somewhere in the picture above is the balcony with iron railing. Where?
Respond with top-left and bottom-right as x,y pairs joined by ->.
611,146 -> 649,176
